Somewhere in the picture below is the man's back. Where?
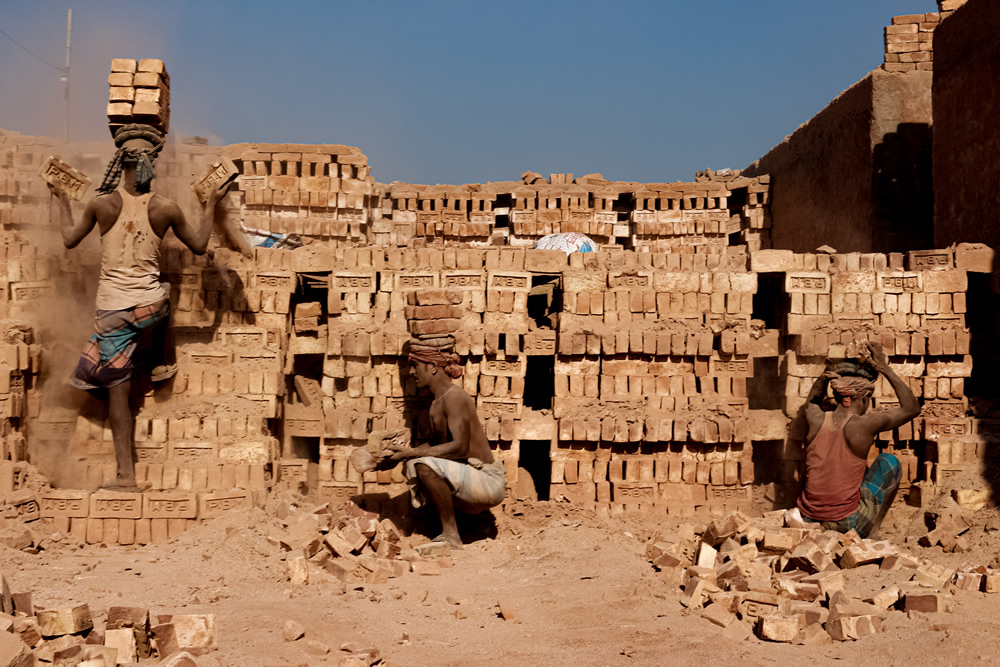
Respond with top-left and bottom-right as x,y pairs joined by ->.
93,187 -> 171,311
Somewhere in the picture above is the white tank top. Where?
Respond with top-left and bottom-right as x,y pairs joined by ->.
95,187 -> 168,310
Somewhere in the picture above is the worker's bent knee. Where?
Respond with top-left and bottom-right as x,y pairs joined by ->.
873,453 -> 902,482
414,462 -> 442,482
453,498 -> 491,514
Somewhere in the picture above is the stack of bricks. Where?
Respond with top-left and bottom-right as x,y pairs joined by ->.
0,338 -> 34,463
233,143 -> 372,244
15,486 -> 258,545
630,183 -> 734,253
366,176 -> 769,251
107,58 -> 171,134
551,247 -> 763,516
0,132 -> 63,228
883,13 -> 938,72
756,243 -> 984,504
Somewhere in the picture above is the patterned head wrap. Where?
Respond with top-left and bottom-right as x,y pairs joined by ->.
830,376 -> 875,406
97,124 -> 165,194
408,334 -> 464,378
408,346 -> 464,379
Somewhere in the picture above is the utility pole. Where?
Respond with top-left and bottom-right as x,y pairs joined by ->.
63,8 -> 72,143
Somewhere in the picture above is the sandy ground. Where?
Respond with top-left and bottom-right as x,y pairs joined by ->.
4,499 -> 1000,666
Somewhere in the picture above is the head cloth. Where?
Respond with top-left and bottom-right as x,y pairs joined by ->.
830,376 -> 875,406
408,346 -> 464,379
97,124 -> 165,195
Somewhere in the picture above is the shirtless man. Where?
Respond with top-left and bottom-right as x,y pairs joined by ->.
790,341 -> 921,538
49,124 -> 226,490
387,343 -> 506,548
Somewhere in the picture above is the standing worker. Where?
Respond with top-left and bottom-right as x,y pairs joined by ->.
49,124 -> 227,491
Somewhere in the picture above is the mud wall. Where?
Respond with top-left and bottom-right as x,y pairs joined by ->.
932,0 -> 1000,249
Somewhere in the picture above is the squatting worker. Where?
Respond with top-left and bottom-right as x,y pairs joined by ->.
385,344 -> 506,549
49,124 -> 228,491
790,341 -> 921,538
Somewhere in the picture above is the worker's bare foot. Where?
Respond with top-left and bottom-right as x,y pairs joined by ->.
151,364 -> 177,382
431,533 -> 464,550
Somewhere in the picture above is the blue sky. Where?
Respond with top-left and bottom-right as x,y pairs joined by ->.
0,0 -> 937,184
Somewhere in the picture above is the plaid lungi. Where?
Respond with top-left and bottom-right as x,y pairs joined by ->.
71,297 -> 170,391
802,453 -> 901,538
404,456 -> 507,510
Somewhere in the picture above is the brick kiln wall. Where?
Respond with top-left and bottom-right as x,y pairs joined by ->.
0,124 -> 992,540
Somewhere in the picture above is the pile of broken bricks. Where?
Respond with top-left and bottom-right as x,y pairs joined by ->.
0,574 -> 216,665
646,510 -> 1000,645
272,497 -> 455,587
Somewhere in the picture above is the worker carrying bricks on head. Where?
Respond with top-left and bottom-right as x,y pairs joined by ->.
787,341 -> 920,538
48,123 -> 229,491
386,335 -> 506,549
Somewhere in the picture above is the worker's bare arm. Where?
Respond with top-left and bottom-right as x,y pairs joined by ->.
49,185 -> 97,248
804,368 -> 837,441
217,197 -> 254,258
164,185 -> 228,255
853,341 -> 921,438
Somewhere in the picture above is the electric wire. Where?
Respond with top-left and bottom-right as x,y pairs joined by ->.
0,26 -> 66,72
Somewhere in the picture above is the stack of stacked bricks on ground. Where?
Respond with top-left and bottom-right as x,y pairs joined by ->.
882,0 -> 967,72
0,28 -> 995,543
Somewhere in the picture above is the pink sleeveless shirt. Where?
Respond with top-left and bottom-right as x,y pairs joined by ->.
797,412 -> 868,521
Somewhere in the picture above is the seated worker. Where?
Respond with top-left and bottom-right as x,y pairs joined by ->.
790,341 -> 920,538
387,341 -> 506,549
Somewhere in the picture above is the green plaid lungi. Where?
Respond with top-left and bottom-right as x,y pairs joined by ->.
71,297 -> 170,391
802,453 -> 901,538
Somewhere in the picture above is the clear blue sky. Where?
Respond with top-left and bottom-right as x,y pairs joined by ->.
0,0 -> 937,185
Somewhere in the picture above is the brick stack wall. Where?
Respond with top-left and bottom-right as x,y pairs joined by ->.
0,122 -> 995,536
752,243 -> 987,506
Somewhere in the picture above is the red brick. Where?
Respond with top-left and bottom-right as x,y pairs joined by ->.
408,318 -> 461,336
409,289 -> 463,306
404,304 -> 463,320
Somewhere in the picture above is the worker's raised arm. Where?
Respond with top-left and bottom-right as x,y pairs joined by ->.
49,184 -> 98,248
160,185 -> 227,255
854,341 -> 921,437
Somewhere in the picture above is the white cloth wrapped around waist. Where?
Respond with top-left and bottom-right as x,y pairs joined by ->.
403,456 -> 507,509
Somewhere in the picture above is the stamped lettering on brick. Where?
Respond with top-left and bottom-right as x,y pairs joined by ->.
198,490 -> 253,518
318,482 -> 361,504
10,492 -> 40,521
480,358 -> 526,377
333,273 -> 375,292
709,356 -> 752,377
477,398 -> 522,419
286,418 -> 323,436
254,272 -> 295,290
280,460 -> 308,482
608,271 -> 651,288
925,419 -> 970,438
395,273 -> 437,289
143,493 -> 198,519
90,492 -> 142,519
169,441 -> 217,463
878,272 -> 921,293
613,484 -> 656,504
523,330 -> 556,355
39,491 -> 89,518
489,273 -> 531,290
11,281 -> 55,302
442,272 -> 483,289
910,250 -> 952,269
784,273 -> 830,293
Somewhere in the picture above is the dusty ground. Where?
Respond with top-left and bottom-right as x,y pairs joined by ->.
4,499 -> 1000,666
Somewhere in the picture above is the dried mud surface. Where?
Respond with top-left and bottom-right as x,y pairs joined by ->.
3,500 -> 1000,666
